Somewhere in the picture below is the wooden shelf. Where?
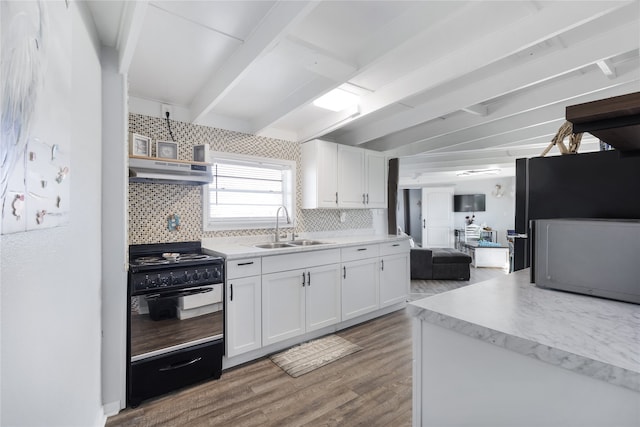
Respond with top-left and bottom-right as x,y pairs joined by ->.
566,92 -> 640,151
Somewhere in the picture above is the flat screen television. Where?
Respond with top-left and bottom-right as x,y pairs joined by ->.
454,194 -> 486,212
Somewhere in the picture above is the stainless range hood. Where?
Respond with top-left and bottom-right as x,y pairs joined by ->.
129,157 -> 213,185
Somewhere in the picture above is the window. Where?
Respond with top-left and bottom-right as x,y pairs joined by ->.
203,152 -> 296,231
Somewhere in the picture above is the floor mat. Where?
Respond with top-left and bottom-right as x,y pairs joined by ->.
269,334 -> 362,378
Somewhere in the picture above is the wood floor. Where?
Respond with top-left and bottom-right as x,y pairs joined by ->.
107,268 -> 509,427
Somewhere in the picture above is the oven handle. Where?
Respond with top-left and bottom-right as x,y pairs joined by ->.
145,287 -> 213,301
158,357 -> 202,372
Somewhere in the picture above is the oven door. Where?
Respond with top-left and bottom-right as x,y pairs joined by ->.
130,283 -> 224,362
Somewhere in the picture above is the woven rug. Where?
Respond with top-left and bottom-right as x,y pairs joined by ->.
269,335 -> 362,378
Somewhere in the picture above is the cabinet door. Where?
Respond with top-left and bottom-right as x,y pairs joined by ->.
226,275 -> 261,358
338,145 -> 365,208
262,269 -> 305,346
302,139 -> 338,208
305,264 -> 341,332
341,258 -> 379,321
365,151 -> 387,208
380,253 -> 409,307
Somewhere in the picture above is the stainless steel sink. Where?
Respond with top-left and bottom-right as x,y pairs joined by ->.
286,240 -> 327,246
254,242 -> 293,249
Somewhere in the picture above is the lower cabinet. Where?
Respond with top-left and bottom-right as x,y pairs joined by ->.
263,264 -> 341,346
379,252 -> 409,307
226,274 -> 262,358
341,257 -> 380,321
224,241 -> 409,361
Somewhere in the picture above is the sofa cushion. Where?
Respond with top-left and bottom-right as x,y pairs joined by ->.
431,248 -> 472,264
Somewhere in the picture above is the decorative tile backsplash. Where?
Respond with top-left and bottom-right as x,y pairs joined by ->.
128,114 -> 373,244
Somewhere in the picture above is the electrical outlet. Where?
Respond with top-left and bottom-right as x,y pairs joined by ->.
161,104 -> 172,118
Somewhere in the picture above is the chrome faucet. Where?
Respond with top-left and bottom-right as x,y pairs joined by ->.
275,205 -> 291,242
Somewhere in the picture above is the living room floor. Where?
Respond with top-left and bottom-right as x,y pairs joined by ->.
410,266 -> 510,301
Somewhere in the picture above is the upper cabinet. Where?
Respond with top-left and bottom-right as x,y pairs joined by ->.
302,140 -> 387,209
302,139 -> 339,208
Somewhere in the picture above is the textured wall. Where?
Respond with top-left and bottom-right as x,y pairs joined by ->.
128,114 -> 372,244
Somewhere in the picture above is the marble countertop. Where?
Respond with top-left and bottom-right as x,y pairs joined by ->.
202,233 -> 410,259
408,269 -> 640,392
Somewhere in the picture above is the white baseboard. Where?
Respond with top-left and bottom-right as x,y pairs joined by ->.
94,406 -> 107,427
102,400 -> 123,418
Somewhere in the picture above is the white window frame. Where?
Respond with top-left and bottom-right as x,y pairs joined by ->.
203,151 -> 296,231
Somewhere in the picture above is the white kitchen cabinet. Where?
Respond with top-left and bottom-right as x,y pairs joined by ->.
301,139 -> 338,208
341,244 -> 380,320
302,140 -> 386,209
262,269 -> 305,345
365,150 -> 387,209
305,264 -> 341,332
262,250 -> 341,346
337,145 -> 365,208
379,240 -> 410,307
379,253 -> 409,307
226,258 -> 262,358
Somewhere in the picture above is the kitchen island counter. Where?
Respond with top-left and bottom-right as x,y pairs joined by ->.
409,269 -> 640,426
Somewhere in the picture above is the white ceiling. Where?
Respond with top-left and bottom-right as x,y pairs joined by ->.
86,0 -> 640,183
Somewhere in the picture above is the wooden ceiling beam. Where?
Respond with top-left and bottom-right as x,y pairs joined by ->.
188,1 -> 319,124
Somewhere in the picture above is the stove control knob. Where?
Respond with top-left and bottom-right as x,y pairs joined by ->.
145,275 -> 151,288
202,269 -> 211,280
183,272 -> 189,282
168,273 -> 174,285
192,270 -> 200,281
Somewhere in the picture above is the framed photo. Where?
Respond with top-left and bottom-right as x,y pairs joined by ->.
156,141 -> 178,160
129,133 -> 151,157
193,144 -> 211,163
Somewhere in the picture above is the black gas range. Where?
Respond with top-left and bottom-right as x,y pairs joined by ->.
127,241 -> 225,407
129,241 -> 224,294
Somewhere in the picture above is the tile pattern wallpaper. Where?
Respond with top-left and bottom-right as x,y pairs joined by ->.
128,114 -> 372,244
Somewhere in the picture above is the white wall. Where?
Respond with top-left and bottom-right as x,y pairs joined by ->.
453,177 -> 515,246
100,48 -> 128,414
0,3 -> 104,426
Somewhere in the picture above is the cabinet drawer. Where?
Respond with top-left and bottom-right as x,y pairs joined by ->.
262,249 -> 340,274
227,258 -> 261,279
379,239 -> 410,256
341,244 -> 380,262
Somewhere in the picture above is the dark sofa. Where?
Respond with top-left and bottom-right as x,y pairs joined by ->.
410,247 -> 471,280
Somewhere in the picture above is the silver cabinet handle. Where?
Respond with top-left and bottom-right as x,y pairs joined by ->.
230,284 -> 233,301
381,259 -> 384,271
335,192 -> 338,204
237,261 -> 254,266
366,194 -> 369,204
307,271 -> 311,286
343,266 -> 346,279
362,193 -> 365,204
423,219 -> 426,228
302,272 -> 306,287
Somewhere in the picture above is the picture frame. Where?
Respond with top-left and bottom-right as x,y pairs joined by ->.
156,141 -> 178,160
193,144 -> 211,163
129,133 -> 151,157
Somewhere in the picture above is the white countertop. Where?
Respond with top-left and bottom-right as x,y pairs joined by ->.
202,233 -> 410,259
408,269 -> 640,392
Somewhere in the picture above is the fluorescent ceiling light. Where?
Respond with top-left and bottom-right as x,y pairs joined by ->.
456,168 -> 501,177
313,89 -> 359,112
